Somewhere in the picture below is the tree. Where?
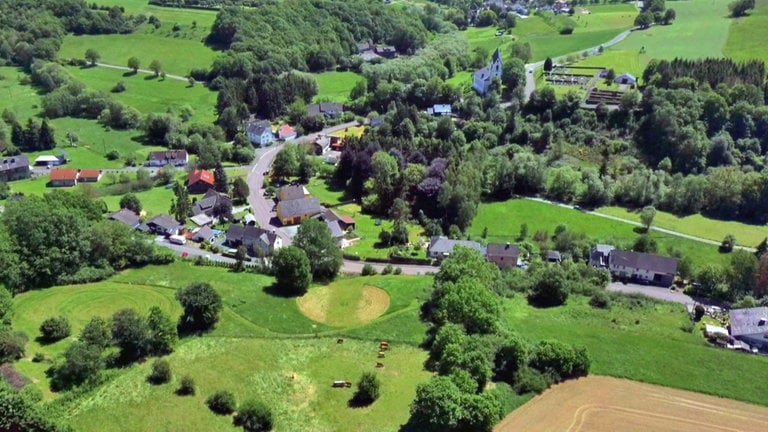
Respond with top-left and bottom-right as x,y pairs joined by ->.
0,380 -> 71,432
271,246 -> 312,295
37,120 -> 56,150
634,11 -> 654,28
663,8 -> 676,24
233,245 -> 247,273
353,371 -> 381,406
501,58 -> 526,92
720,234 -> 736,253
149,59 -> 163,77
293,218 -> 343,280
50,341 -> 102,390
79,316 -> 111,349
233,399 -> 274,432
272,145 -> 300,179
39,316 -> 71,342
206,390 -> 236,415
84,48 -> 100,66
729,0 -> 755,17
232,177 -> 250,204
543,57 -> 553,72
147,358 -> 172,384
170,181 -> 192,223
111,308 -> 149,361
127,56 -> 140,73
0,289 -> 11,330
146,306 -> 177,355
0,331 -> 27,363
528,265 -> 569,307
408,376 -> 463,432
640,205 -> 656,231
176,282 -> 223,332
119,193 -> 142,214
177,375 -> 195,395
214,164 -> 228,194
730,250 -> 758,297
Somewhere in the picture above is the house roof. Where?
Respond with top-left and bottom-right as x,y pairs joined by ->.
190,213 -> 213,226
109,208 -> 140,227
35,155 -> 60,163
149,150 -> 188,162
192,225 -> 215,242
610,250 -> 678,274
427,104 -> 452,115
278,184 -> 309,201
326,220 -> 344,238
278,124 -> 296,136
594,244 -> 615,254
339,215 -> 355,225
49,168 -> 78,181
192,188 -> 232,216
487,243 -> 519,258
370,117 -> 383,127
246,120 -> 272,136
0,155 -> 29,172
79,169 -> 102,179
225,225 -> 279,247
187,169 -> 215,187
615,73 -> 637,81
730,307 -> 768,337
147,214 -> 180,231
308,103 -> 344,117
277,197 -> 323,219
428,236 -> 485,255
547,250 -> 562,261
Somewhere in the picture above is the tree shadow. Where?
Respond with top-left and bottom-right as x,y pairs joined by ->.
347,393 -> 374,408
123,71 -> 138,78
262,283 -> 304,298
633,226 -> 648,234
144,75 -> 159,81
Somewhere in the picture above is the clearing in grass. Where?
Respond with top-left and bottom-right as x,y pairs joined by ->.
314,71 -> 366,103
297,282 -> 391,326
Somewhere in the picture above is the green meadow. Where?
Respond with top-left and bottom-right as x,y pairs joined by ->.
725,0 -> 768,61
314,71 -> 365,103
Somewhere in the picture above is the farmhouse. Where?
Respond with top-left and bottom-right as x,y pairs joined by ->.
427,236 -> 485,260
278,184 -> 310,201
108,208 -> 140,228
146,214 -> 181,236
246,120 -> 274,146
187,169 -> 215,194
729,307 -> 768,353
277,124 -> 297,141
192,188 -> 233,217
614,73 -> 637,86
608,250 -> 678,286
225,225 -> 282,256
147,150 -> 188,167
78,169 -> 102,183
590,244 -> 615,267
486,242 -> 519,269
49,168 -> 79,187
276,197 -> 323,226
0,155 -> 30,182
357,40 -> 398,61
473,48 -> 502,95
307,102 -> 344,119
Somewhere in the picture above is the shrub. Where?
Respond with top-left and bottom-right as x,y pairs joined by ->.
177,375 -> 195,395
176,282 -> 223,332
39,316 -> 71,342
381,264 -> 394,275
512,366 -> 552,394
206,390 -> 236,415
233,399 -> 274,431
353,371 -> 381,405
148,359 -> 172,384
111,81 -> 126,93
588,291 -> 610,309
32,352 -> 45,363
361,263 -> 377,276
693,304 -> 705,321
393,267 -> 402,275
106,150 -> 121,160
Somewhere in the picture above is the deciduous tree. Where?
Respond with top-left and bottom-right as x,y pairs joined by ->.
271,246 -> 312,295
176,282 -> 223,332
293,219 -> 343,280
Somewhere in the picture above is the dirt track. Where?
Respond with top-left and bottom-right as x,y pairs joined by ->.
495,376 -> 768,432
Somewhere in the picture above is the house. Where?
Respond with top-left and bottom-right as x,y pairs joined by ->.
608,250 -> 678,286
34,155 -> 63,167
427,104 -> 452,116
329,136 -> 344,151
187,169 -> 215,194
0,155 -> 30,182
190,213 -> 214,227
357,41 -> 398,61
192,188 -> 233,217
729,307 -> 768,353
191,225 -> 215,243
307,103 -> 344,119
314,136 -> 332,155
546,250 -> 562,263
277,184 -> 310,201
108,208 -> 140,228
318,209 -> 355,231
78,169 -> 102,183
277,124 -> 297,141
589,244 -> 615,268
427,236 -> 485,260
49,168 -> 79,187
246,120 -> 274,146
225,225 -> 282,256
376,45 -> 397,59
370,117 -> 383,128
325,220 -> 347,247
486,242 -> 519,269
243,213 -> 257,226
276,197 -> 323,226
147,150 -> 189,167
146,214 -> 181,236
614,73 -> 637,86
473,48 -> 502,95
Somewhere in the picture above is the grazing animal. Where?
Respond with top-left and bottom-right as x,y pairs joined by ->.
337,338 -> 344,344
378,351 -> 386,358
376,362 -> 384,368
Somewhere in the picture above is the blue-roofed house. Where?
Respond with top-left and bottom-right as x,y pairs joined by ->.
427,236 -> 485,260
427,104 -> 452,116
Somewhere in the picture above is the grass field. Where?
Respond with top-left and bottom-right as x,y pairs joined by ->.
329,125 -> 366,139
597,206 -> 768,248
469,199 -> 729,269
503,294 -> 768,406
314,71 -> 365,103
0,67 -> 42,120
573,0 -> 733,78
725,0 -> 768,61
67,66 -> 217,123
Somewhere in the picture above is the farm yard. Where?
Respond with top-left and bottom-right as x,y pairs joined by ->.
495,376 -> 768,432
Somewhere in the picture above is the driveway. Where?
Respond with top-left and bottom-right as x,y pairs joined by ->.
606,281 -> 693,305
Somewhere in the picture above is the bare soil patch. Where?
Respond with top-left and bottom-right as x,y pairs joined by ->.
495,376 -> 768,432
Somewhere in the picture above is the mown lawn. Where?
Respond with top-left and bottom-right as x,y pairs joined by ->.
504,294 -> 768,406
725,0 -> 768,61
314,71 -> 365,103
0,66 -> 42,120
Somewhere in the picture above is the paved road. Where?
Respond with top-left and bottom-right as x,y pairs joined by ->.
607,282 -> 694,305
95,62 -> 189,82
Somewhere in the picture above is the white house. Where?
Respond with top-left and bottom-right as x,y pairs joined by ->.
246,120 -> 274,146
608,250 -> 677,286
614,73 -> 637,86
473,48 -> 502,95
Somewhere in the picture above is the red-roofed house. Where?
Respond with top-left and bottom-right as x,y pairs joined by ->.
187,169 -> 215,194
278,124 -> 297,141
49,168 -> 79,187
78,169 -> 102,183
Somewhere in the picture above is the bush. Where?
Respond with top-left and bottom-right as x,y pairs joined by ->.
393,267 -> 402,275
353,371 -> 381,406
512,366 -> 552,394
176,282 -> 223,332
32,352 -> 45,363
693,304 -> 705,321
206,390 -> 236,415
106,150 -> 121,160
111,81 -> 126,93
381,264 -> 394,275
233,399 -> 274,431
39,316 -> 71,342
148,359 -> 172,384
588,291 -> 610,309
361,263 -> 377,276
177,375 -> 195,395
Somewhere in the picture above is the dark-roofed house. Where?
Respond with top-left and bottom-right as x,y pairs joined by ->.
148,150 -> 188,167
0,155 -> 30,182
78,169 -> 102,183
318,209 -> 355,231
487,243 -> 519,269
109,208 -> 140,228
729,307 -> 768,353
590,244 -> 615,268
278,184 -> 310,201
246,120 -> 274,146
546,250 -> 562,263
325,220 -> 346,247
473,48 -> 502,95
225,225 -> 282,256
187,169 -> 215,194
146,214 -> 181,236
314,136 -> 332,155
49,168 -> 79,187
276,197 -> 323,226
608,250 -> 678,286
192,226 -> 215,243
307,103 -> 344,119
192,188 -> 233,218
614,73 -> 637,86
427,236 -> 485,260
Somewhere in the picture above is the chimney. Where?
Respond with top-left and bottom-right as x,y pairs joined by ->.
505,242 -> 510,249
